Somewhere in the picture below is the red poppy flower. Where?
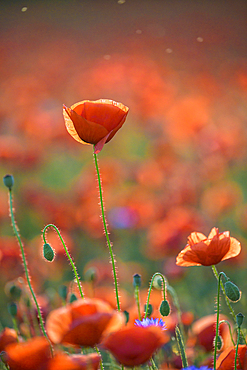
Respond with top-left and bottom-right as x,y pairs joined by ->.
0,328 -> 18,352
46,298 -> 124,347
176,227 -> 241,266
4,337 -> 51,370
216,344 -> 247,370
48,352 -> 101,370
101,325 -> 167,367
63,99 -> 129,153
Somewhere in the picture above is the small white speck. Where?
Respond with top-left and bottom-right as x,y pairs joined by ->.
136,29 -> 142,34
21,6 -> 28,12
197,37 -> 203,42
118,0 -> 125,4
166,48 -> 173,53
103,55 -> 111,60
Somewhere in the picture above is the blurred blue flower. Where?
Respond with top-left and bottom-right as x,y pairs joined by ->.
134,317 -> 166,330
183,367 -> 212,370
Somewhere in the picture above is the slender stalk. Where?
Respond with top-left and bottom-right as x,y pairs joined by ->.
134,286 -> 142,320
212,265 -> 246,345
219,320 -> 235,346
214,272 -> 228,370
234,326 -> 240,370
93,151 -> 120,311
8,189 -> 53,355
94,346 -> 104,370
175,326 -> 188,368
42,224 -> 84,299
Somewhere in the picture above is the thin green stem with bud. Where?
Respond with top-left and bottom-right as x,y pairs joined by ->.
212,265 -> 246,345
214,271 -> 228,370
7,189 -> 53,355
42,224 -> 84,299
144,273 -> 166,319
93,151 -> 121,311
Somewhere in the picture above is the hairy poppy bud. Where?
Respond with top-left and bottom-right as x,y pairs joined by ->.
159,300 -> 170,316
144,304 -> 153,317
9,285 -> 22,301
43,243 -> 55,262
224,281 -> 241,302
236,313 -> 244,328
7,302 -> 18,317
124,310 -> 129,324
58,285 -> 67,300
3,174 -> 14,190
214,335 -> 223,351
133,274 -> 141,288
84,268 -> 97,282
69,293 -> 77,303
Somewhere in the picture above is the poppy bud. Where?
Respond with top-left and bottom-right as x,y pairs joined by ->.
144,304 -> 153,317
133,274 -> 141,288
58,285 -> 68,300
43,243 -> 55,262
0,351 -> 7,365
236,313 -> 244,328
84,267 -> 97,282
124,310 -> 129,324
69,293 -> 77,303
214,335 -> 223,351
159,300 -> 170,316
9,285 -> 22,301
153,276 -> 163,290
3,174 -> 14,190
224,281 -> 241,302
7,302 -> 18,317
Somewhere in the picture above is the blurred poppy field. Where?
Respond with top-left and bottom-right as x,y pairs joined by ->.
1,1 -> 247,368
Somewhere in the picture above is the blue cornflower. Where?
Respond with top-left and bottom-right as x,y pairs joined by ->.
134,317 -> 166,330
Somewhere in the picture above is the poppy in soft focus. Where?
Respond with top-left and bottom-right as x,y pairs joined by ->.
48,352 -> 101,370
4,337 -> 51,370
176,227 -> 241,266
216,344 -> 247,370
46,298 -> 124,347
63,99 -> 129,153
101,324 -> 168,367
0,328 -> 18,352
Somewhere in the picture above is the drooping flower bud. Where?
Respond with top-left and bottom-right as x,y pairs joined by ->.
58,285 -> 68,301
7,302 -> 18,317
84,267 -> 97,282
236,312 -> 244,328
3,175 -> 14,190
144,304 -> 153,317
224,281 -> 241,302
69,293 -> 78,303
124,310 -> 129,324
159,300 -> 170,316
214,335 -> 223,351
43,243 -> 55,262
133,274 -> 141,288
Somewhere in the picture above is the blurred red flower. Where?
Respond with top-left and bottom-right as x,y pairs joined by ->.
216,344 -> 247,370
46,298 -> 124,347
176,227 -> 241,266
4,337 -> 51,370
63,99 -> 129,153
0,328 -> 18,353
101,325 -> 167,367
48,352 -> 101,370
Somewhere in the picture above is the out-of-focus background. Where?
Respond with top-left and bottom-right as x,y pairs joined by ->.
0,0 -> 247,326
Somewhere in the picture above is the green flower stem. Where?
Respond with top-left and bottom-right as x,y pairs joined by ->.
175,326 -> 188,368
7,189 -> 53,355
211,265 -> 246,345
214,272 -> 228,370
11,318 -> 19,342
93,151 -> 120,311
219,320 -> 235,346
235,326 -> 241,370
150,357 -> 158,370
94,346 -> 104,370
42,224 -> 84,299
144,273 -> 166,319
134,286 -> 142,320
